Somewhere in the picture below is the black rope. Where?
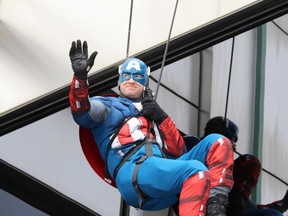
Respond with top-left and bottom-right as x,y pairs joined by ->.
197,52 -> 204,137
126,0 -> 134,59
224,37 -> 235,121
149,75 -> 209,115
272,20 -> 288,36
154,0 -> 179,100
119,1 -> 134,215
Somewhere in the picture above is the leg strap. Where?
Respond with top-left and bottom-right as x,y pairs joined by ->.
132,155 -> 150,208
131,140 -> 155,208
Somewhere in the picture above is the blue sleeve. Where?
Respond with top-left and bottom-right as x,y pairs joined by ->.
72,96 -> 111,128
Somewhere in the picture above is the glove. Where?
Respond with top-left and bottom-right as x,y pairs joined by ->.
258,190 -> 288,213
282,190 -> 288,211
141,98 -> 168,124
277,190 -> 288,213
69,40 -> 98,80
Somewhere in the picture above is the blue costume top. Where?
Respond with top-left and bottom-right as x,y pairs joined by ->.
72,95 -> 160,180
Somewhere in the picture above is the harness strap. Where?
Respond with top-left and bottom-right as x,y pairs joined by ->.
113,140 -> 146,179
113,137 -> 157,179
132,154 -> 151,208
145,138 -> 154,156
131,136 -> 156,208
106,118 -> 162,208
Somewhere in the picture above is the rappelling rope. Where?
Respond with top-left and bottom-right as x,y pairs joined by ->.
126,0 -> 134,59
155,1 -> 180,214
154,0 -> 179,100
120,2 -> 133,216
125,0 -> 179,100
224,36 -> 235,121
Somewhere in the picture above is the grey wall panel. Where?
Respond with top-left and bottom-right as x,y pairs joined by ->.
262,18 -> 288,209
0,108 -> 120,216
211,19 -> 288,211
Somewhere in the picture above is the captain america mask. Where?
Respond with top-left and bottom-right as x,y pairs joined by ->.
119,58 -> 150,86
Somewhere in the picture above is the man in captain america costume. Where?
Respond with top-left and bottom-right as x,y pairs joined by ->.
203,117 -> 288,216
68,40 -> 234,216
174,116 -> 288,216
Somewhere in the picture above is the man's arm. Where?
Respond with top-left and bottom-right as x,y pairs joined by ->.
257,190 -> 288,213
141,98 -> 185,157
69,39 -> 97,113
69,75 -> 90,113
158,116 -> 185,157
69,40 -> 110,128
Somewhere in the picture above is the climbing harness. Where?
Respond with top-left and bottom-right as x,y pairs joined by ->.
104,115 -> 164,208
131,136 -> 155,208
